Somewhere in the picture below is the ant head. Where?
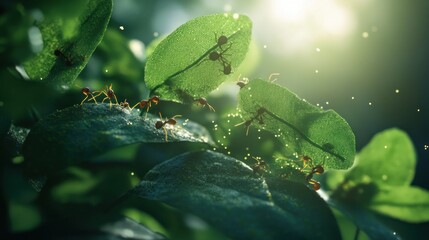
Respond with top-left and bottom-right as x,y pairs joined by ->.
197,97 -> 207,105
312,182 -> 321,191
81,87 -> 90,94
166,118 -> 177,125
155,121 -> 164,129
223,64 -> 232,75
302,156 -> 312,163
237,81 -> 247,88
218,35 -> 228,45
150,96 -> 160,104
313,165 -> 324,174
121,99 -> 130,107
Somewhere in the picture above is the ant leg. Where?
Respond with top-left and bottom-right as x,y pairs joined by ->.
113,94 -> 119,105
131,102 -> 140,110
162,127 -> 168,142
89,93 -> 98,104
80,95 -> 89,105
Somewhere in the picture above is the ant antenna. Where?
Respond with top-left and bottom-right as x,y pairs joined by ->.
268,73 -> 280,83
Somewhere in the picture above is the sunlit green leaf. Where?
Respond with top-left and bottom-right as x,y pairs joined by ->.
238,79 -> 355,170
369,185 -> 429,223
133,150 -> 341,240
23,0 -> 112,87
23,104 -> 214,176
346,128 -> 416,186
145,13 -> 252,102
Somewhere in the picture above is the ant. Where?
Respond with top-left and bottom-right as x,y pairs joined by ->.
54,49 -> 73,66
132,96 -> 160,116
93,84 -> 119,109
236,74 -> 249,89
80,87 -> 98,105
235,107 -> 266,135
120,99 -> 131,110
299,155 -> 325,191
251,157 -> 268,174
155,113 -> 182,142
196,97 -> 215,112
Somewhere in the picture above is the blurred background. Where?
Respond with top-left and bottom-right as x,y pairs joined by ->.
1,0 -> 428,239
109,0 -> 428,188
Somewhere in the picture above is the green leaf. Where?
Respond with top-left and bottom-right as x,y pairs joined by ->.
23,0 -> 112,87
23,104 -> 214,176
328,199 -> 401,240
238,79 -> 355,170
369,185 -> 429,223
346,128 -> 416,186
145,13 -> 252,102
132,150 -> 341,240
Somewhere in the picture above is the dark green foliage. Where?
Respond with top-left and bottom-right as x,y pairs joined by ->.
23,104 -> 214,176
133,150 -> 341,240
23,0 -> 112,87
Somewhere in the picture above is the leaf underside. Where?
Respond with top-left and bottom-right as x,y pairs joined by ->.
23,104 -> 214,176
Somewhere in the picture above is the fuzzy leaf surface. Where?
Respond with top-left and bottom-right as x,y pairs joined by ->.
238,79 -> 355,170
145,13 -> 252,102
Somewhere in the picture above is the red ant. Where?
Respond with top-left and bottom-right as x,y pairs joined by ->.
54,49 -> 73,66
251,157 -> 268,174
155,113 -> 181,142
80,87 -> 98,105
196,97 -> 215,112
300,155 -> 325,191
132,96 -> 160,117
120,99 -> 131,110
93,84 -> 119,109
235,107 -> 266,135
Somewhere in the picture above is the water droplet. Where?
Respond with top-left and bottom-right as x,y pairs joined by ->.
244,156 -> 248,160
213,148 -> 217,151
130,172 -> 135,176
224,146 -> 227,149
424,144 -> 428,150
316,103 -> 320,106
315,70 -> 319,73
382,174 -> 388,180
326,101 -> 329,105
369,102 -> 372,106
417,108 -> 421,112
227,151 -> 231,155
316,48 -> 321,52
263,44 -> 267,49
153,32 -> 159,37
395,89 -> 400,93
258,137 -> 261,140
105,69 -> 109,73
362,32 -> 369,38
393,232 -> 397,236
119,26 -> 124,31
351,96 -> 355,100
233,13 -> 240,19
